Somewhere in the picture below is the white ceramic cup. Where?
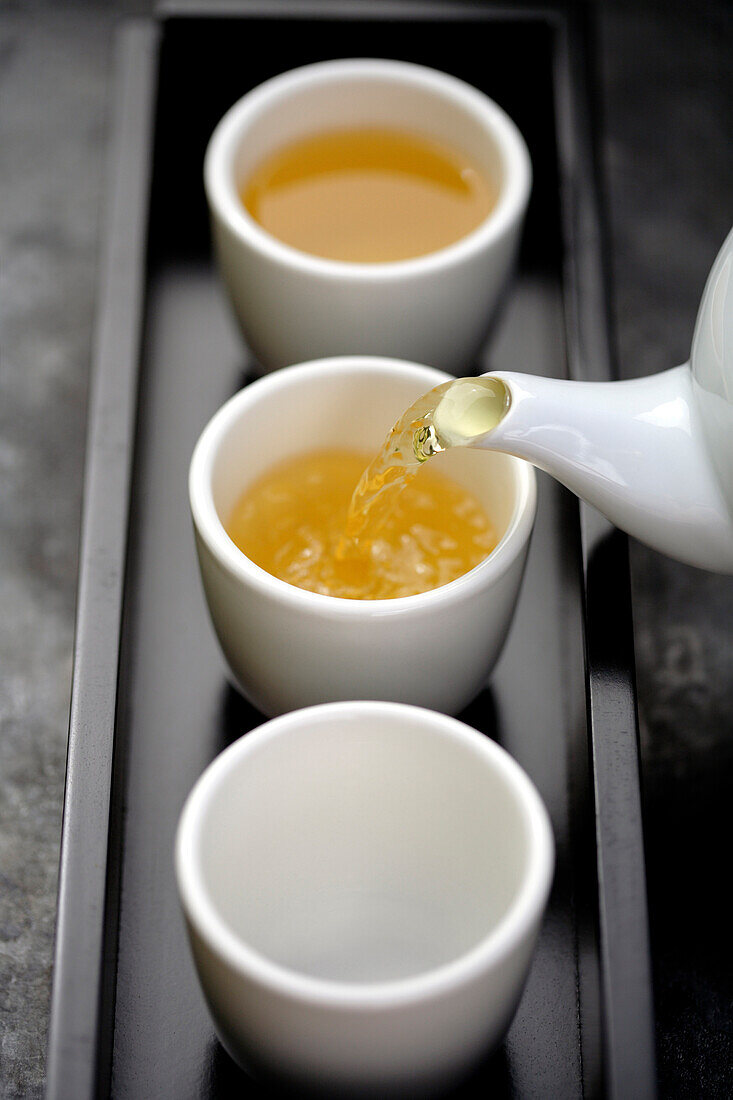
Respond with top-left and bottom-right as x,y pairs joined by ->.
189,357 -> 536,718
204,59 -> 532,373
175,700 -> 554,1095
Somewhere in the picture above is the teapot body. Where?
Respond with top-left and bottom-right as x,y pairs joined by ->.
690,226 -> 733,521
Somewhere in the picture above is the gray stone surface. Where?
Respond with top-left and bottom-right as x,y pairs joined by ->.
0,10 -> 114,1098
0,2 -> 730,1097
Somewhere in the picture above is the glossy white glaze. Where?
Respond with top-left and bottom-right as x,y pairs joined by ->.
472,366 -> 733,572
204,59 -> 531,373
466,228 -> 733,573
189,357 -> 536,717
691,225 -> 733,518
175,702 -> 554,1095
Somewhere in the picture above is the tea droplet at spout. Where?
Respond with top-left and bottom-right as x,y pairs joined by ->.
432,377 -> 511,448
413,423 -> 444,463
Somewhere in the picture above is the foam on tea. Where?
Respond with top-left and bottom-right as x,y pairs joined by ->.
226,449 -> 496,600
241,127 -> 497,263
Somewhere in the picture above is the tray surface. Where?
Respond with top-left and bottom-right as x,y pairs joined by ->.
46,6 -> 655,1099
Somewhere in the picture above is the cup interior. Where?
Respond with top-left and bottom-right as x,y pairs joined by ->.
201,359 -> 524,576
182,704 -> 548,986
206,60 -> 531,264
233,70 -> 503,198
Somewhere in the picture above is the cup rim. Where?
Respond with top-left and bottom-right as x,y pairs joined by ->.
189,356 -> 537,617
204,58 -> 532,280
175,700 -> 554,1008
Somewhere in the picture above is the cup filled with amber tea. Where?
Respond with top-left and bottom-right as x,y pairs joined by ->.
204,59 -> 531,372
189,357 -> 536,716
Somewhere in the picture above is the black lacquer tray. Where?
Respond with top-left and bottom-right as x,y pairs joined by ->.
46,4 -> 657,1098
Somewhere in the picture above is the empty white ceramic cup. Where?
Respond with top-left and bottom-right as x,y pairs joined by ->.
189,357 -> 536,717
204,59 -> 531,373
175,701 -> 554,1095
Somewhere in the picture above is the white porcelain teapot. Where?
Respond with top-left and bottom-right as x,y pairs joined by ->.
436,227 -> 733,572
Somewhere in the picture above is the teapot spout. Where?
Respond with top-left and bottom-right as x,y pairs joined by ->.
437,366 -> 733,572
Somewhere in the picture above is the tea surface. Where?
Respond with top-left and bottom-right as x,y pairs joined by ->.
241,127 -> 497,263
226,449 -> 496,600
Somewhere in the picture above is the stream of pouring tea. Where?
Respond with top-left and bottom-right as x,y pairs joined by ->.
338,375 -> 511,558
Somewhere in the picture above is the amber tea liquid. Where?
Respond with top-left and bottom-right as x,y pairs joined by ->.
227,449 -> 497,601
241,127 -> 497,263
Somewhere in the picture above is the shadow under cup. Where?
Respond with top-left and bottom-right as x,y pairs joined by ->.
189,357 -> 536,717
